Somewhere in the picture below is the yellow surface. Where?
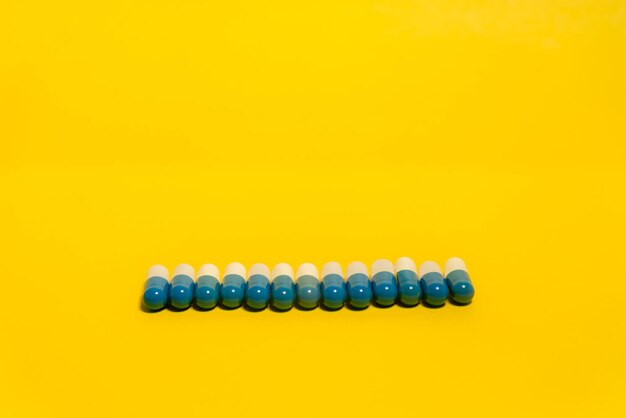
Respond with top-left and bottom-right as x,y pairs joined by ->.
1,1 -> 625,417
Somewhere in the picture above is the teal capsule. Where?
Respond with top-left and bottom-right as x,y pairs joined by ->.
346,262 -> 372,309
444,257 -> 475,305
169,264 -> 195,310
271,263 -> 295,311
419,261 -> 448,307
142,265 -> 169,311
394,257 -> 421,306
295,263 -> 320,310
371,259 -> 397,307
220,262 -> 246,309
320,262 -> 346,310
245,263 -> 271,310
194,264 -> 220,310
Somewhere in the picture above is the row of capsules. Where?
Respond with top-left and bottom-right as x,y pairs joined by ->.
142,257 -> 474,312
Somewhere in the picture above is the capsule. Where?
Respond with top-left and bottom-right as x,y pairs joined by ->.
142,265 -> 170,311
444,257 -> 475,305
418,261 -> 448,307
371,259 -> 398,307
295,263 -> 320,310
245,263 -> 271,310
271,263 -> 295,311
320,262 -> 346,310
346,262 -> 372,309
194,264 -> 220,310
169,264 -> 195,310
394,257 -> 421,306
220,262 -> 246,309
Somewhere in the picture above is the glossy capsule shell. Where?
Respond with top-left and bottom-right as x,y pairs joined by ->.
295,263 -> 321,309
395,257 -> 421,306
194,264 -> 220,310
320,262 -> 346,310
371,259 -> 398,307
220,262 -> 246,309
142,265 -> 169,311
419,261 -> 449,307
445,257 -> 475,305
245,263 -> 271,310
271,263 -> 295,311
169,264 -> 195,310
346,262 -> 372,309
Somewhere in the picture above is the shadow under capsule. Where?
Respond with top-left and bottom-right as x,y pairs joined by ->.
192,301 -> 219,312
243,302 -> 270,313
448,298 -> 473,307
421,301 -> 447,309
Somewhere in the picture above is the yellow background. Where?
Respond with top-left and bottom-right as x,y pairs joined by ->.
1,1 -> 625,417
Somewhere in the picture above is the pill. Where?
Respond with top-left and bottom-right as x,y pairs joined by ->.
346,262 -> 372,309
295,263 -> 321,310
169,264 -> 195,310
142,265 -> 170,311
271,263 -> 295,311
371,259 -> 398,307
245,263 -> 271,310
220,262 -> 246,309
444,257 -> 475,305
394,257 -> 421,306
418,261 -> 448,307
320,262 -> 346,310
194,264 -> 220,310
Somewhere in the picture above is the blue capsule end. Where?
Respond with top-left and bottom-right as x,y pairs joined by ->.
321,285 -> 346,310
245,282 -> 271,310
420,275 -> 449,307
445,269 -> 474,305
447,279 -> 475,304
142,282 -> 168,311
271,276 -> 295,311
195,276 -> 220,310
321,274 -> 346,310
296,275 -> 320,310
398,281 -> 421,306
169,276 -> 194,310
373,283 -> 397,307
221,286 -> 244,308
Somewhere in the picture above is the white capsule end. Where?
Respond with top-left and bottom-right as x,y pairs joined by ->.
394,257 -> 416,272
444,257 -> 468,276
173,263 -> 195,279
271,263 -> 294,282
225,262 -> 246,278
296,263 -> 319,280
371,259 -> 394,276
347,261 -> 368,278
249,263 -> 270,279
198,264 -> 220,280
322,262 -> 343,279
147,265 -> 169,280
418,261 -> 442,278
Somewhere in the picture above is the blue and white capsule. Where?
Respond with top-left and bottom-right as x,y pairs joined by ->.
142,265 -> 169,311
395,257 -> 421,306
444,257 -> 475,305
418,261 -> 448,307
169,264 -> 195,310
346,262 -> 372,309
220,262 -> 246,309
195,264 -> 220,310
371,259 -> 398,307
245,263 -> 271,310
321,262 -> 346,310
271,263 -> 295,311
295,263 -> 321,310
